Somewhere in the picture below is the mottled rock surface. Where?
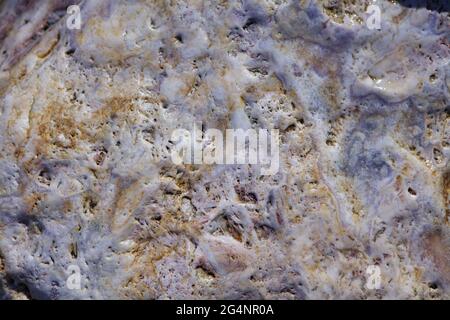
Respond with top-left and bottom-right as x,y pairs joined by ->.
0,0 -> 449,299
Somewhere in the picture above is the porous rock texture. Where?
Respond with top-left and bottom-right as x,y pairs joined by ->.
0,0 -> 449,299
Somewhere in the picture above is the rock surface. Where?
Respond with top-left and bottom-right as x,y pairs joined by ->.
0,0 -> 449,299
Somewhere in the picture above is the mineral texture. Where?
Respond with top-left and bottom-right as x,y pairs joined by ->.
0,0 -> 449,299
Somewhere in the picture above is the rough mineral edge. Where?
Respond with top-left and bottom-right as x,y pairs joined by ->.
0,0 -> 449,299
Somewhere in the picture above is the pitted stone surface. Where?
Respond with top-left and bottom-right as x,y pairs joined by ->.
0,0 -> 449,299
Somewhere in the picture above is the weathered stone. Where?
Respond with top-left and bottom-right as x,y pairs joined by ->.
0,0 -> 449,299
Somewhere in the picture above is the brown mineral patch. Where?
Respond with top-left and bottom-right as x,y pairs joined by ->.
321,74 -> 342,112
35,31 -> 60,59
35,96 -> 150,158
101,96 -> 137,116
443,171 -> 450,224
0,250 -> 5,273
93,96 -> 155,130
126,233 -> 195,296
422,228 -> 450,283
36,103 -> 86,155
126,242 -> 175,290
23,192 -> 46,214
110,178 -> 145,230
203,237 -> 250,275
63,200 -> 73,213
242,74 -> 284,102
392,8 -> 409,24
320,0 -> 365,24
234,185 -> 257,203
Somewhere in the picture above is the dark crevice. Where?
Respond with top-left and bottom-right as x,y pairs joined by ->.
397,0 -> 450,12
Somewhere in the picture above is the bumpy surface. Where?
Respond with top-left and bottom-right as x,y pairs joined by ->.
0,0 -> 449,299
